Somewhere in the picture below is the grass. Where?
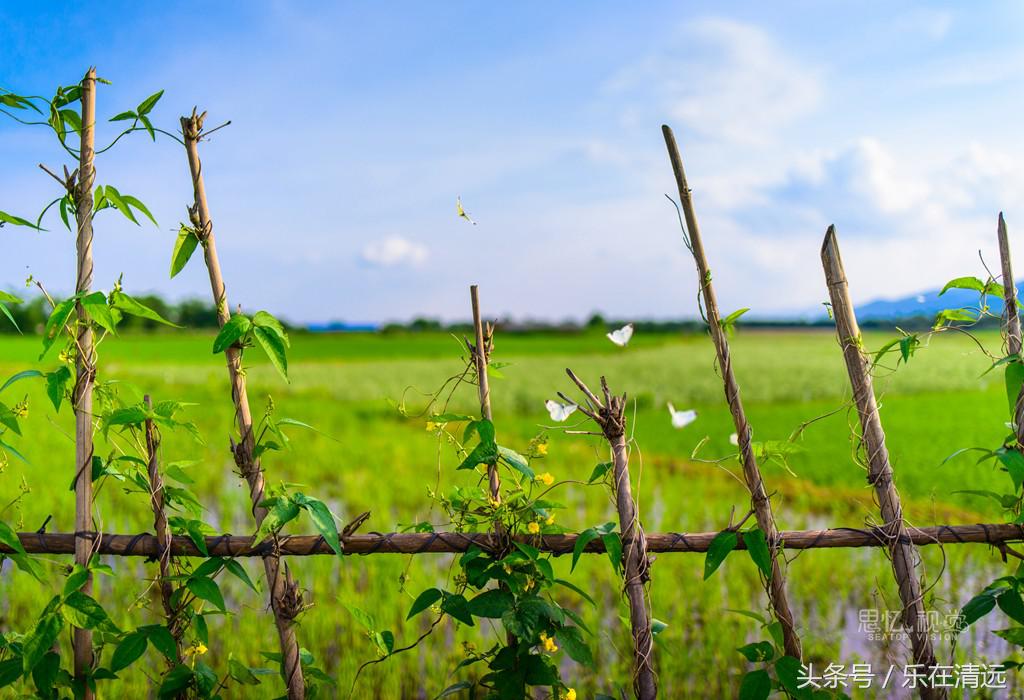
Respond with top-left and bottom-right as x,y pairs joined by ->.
0,328 -> 1018,698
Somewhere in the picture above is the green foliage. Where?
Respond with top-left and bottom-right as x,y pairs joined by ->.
94,185 -> 157,226
109,89 -> 163,140
704,530 -> 737,579
170,224 -> 201,278
212,310 -> 291,381
0,290 -> 23,332
381,345 -> 597,699
256,489 -> 344,556
0,73 -> 332,699
743,527 -> 773,577
720,307 -> 750,337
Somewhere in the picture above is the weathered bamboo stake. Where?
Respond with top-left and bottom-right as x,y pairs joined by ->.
8,522 -> 1024,557
181,110 -> 306,700
72,67 -> 98,696
566,370 -> 656,699
469,285 -> 521,651
999,213 -> 1022,356
661,124 -> 802,660
997,214 -> 1024,457
821,226 -> 943,700
143,396 -> 184,666
469,285 -> 500,505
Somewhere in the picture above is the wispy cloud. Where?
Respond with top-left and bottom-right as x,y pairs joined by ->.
360,236 -> 429,268
711,137 -> 1024,310
606,18 -> 822,146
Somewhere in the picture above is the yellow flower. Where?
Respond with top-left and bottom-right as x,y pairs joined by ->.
186,641 -> 208,657
535,472 -> 554,486
536,443 -> 548,456
425,421 -> 437,431
545,514 -> 555,526
524,578 -> 535,591
539,632 -> 558,653
527,522 -> 540,534
563,690 -> 577,700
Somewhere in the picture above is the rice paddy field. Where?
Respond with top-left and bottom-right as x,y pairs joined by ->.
0,327 -> 1019,698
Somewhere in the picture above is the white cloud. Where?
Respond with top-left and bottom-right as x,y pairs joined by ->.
700,136 -> 1024,313
606,18 -> 822,146
360,236 -> 428,267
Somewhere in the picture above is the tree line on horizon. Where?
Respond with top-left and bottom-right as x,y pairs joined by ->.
0,297 -> 993,336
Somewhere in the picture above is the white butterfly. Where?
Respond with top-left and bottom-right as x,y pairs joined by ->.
606,323 -> 634,347
667,402 -> 697,429
456,196 -> 476,225
545,399 -> 578,422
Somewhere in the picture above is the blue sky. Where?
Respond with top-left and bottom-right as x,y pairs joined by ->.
2,1 -> 1024,324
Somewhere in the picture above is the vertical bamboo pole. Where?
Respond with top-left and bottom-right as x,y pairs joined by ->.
661,125 -> 802,660
821,226 -> 943,700
72,67 -> 97,697
999,213 -> 1022,356
566,370 -> 656,699
996,215 -> 1024,516
180,110 -> 306,700
144,395 -> 183,666
469,286 -> 520,648
469,285 -> 499,504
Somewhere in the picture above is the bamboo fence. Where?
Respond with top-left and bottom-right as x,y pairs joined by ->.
8,99 -> 1024,699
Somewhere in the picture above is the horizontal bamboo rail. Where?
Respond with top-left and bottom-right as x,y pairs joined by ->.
7,523 -> 1023,558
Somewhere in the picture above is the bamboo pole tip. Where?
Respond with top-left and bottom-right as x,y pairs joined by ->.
821,225 -> 848,282
661,124 -> 674,138
1000,211 -> 1007,234
821,224 -> 838,258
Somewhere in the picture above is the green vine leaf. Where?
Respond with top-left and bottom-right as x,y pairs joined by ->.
293,493 -> 341,556
466,589 -> 514,619
602,532 -> 622,575
254,324 -> 289,381
0,210 -> 41,230
81,291 -> 117,334
738,669 -> 771,700
213,314 -> 252,353
187,575 -> 226,612
62,591 -> 114,630
111,290 -> 179,327
0,520 -> 26,554
0,290 -> 23,332
40,296 -> 77,359
457,419 -> 498,470
704,530 -> 738,580
170,225 -> 200,278
21,604 -> 63,674
743,527 -> 772,577
1006,361 -> 1024,418
958,588 -> 1001,632
556,626 -> 594,667
110,630 -> 149,673
407,588 -> 443,620
737,641 -> 774,663
720,307 -> 749,337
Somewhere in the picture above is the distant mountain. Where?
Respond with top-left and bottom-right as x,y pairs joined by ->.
855,287 -> 1005,321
